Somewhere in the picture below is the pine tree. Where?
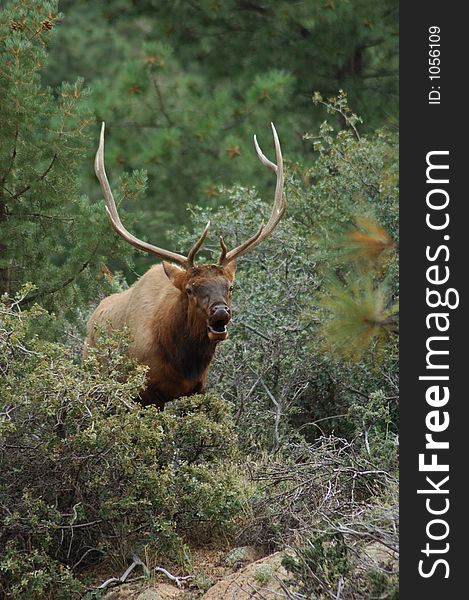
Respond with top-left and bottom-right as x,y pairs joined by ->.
39,0 -> 398,275
0,0 -> 122,323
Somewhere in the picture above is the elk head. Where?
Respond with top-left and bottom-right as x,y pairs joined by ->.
94,122 -> 285,342
161,262 -> 236,340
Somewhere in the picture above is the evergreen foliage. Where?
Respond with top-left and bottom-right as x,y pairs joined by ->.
0,294 -> 244,598
41,0 -> 398,273
0,0 -> 134,323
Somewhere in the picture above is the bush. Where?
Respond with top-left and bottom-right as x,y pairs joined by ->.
283,527 -> 399,600
236,437 -> 398,599
0,294 -> 244,598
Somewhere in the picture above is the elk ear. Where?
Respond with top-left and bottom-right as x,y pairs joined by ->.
223,260 -> 237,280
163,261 -> 185,289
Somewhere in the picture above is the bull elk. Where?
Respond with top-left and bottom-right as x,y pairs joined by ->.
85,122 -> 285,407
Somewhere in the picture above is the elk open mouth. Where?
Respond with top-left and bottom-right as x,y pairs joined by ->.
208,319 -> 229,341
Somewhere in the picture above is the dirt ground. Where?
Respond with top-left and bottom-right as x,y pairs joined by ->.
100,546 -> 293,600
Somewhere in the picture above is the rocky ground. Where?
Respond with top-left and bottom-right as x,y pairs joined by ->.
100,547 -> 293,600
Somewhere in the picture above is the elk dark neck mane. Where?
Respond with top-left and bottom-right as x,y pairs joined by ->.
153,291 -> 217,383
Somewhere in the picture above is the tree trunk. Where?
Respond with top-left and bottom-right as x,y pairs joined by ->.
0,197 -> 11,295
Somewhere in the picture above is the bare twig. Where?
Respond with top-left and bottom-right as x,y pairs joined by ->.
153,566 -> 193,587
72,547 -> 105,571
93,555 -> 193,593
97,559 -> 140,590
259,377 -> 282,451
335,577 -> 344,599
238,320 -> 272,341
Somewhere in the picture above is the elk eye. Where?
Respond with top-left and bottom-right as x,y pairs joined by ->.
229,285 -> 234,292
186,287 -> 192,295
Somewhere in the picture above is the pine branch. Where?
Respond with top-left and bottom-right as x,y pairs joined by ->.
149,73 -> 174,126
11,153 -> 57,200
19,243 -> 99,305
0,124 -> 19,188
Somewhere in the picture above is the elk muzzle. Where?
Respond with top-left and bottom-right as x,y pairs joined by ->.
207,303 -> 231,341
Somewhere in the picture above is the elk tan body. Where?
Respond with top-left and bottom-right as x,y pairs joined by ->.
86,122 -> 285,407
86,262 -> 235,406
86,265 -> 177,393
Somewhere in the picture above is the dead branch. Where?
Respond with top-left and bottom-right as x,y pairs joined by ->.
93,555 -> 193,592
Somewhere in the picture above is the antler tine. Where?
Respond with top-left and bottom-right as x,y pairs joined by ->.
187,220 -> 211,266
219,123 -> 285,266
259,123 -> 286,238
218,236 -> 228,265
254,133 -> 276,172
95,122 -> 209,268
218,221 -> 264,265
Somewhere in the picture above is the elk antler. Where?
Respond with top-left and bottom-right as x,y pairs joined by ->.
218,122 -> 285,266
95,122 -> 210,268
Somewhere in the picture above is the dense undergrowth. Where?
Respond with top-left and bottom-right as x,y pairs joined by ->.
0,297 -> 245,598
1,297 -> 398,600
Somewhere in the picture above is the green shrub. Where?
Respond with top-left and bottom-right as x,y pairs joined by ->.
283,528 -> 399,600
283,534 -> 350,598
0,294 -> 244,598
0,545 -> 83,600
237,438 -> 398,599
